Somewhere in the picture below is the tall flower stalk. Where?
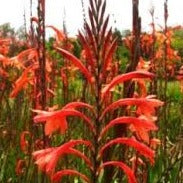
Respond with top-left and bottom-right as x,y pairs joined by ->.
31,1 -> 163,183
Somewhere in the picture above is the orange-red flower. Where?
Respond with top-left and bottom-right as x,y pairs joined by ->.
20,131 -> 31,153
46,25 -> 65,44
10,66 -> 33,98
52,169 -> 90,183
99,137 -> 155,164
100,97 -> 164,120
101,71 -> 154,99
99,116 -> 158,142
32,140 -> 93,174
55,47 -> 94,84
33,102 -> 95,136
15,159 -> 26,175
98,161 -> 137,183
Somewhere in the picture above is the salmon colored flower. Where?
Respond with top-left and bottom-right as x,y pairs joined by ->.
55,47 -> 94,84
20,131 -> 31,153
99,116 -> 158,142
99,137 -> 155,164
15,159 -> 26,175
101,71 -> 154,99
10,66 -> 33,98
100,97 -> 164,120
33,102 -> 95,136
98,161 -> 137,183
52,169 -> 90,183
46,25 -> 65,44
32,140 -> 93,174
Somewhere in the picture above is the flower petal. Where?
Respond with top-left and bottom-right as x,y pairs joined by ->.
55,47 -> 93,83
52,169 -> 90,183
98,161 -> 137,183
99,137 -> 155,164
101,71 -> 154,99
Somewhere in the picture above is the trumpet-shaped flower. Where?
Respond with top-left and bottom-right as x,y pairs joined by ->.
33,102 -> 95,136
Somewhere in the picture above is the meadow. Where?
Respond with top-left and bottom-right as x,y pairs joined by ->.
0,0 -> 182,182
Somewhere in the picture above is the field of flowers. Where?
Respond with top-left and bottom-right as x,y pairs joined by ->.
0,0 -> 182,182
